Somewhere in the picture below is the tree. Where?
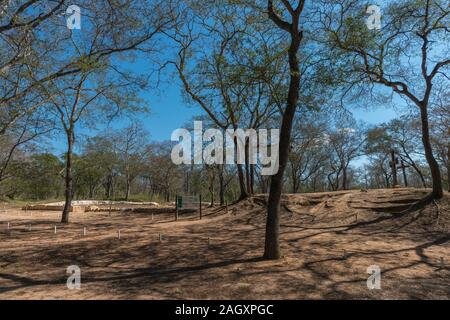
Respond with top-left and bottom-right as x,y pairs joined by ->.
168,0 -> 287,200
82,134 -> 119,199
364,155 -> 392,189
430,88 -> 449,191
327,117 -> 365,190
168,3 -> 249,200
13,153 -> 63,200
0,0 -> 68,135
147,142 -> 184,202
387,117 -> 428,187
47,68 -> 147,222
1,0 -> 177,137
74,147 -> 111,199
323,0 -> 449,199
366,116 -> 430,188
113,122 -> 150,201
0,110 -> 53,182
264,0 -> 306,260
288,112 -> 329,193
38,0 -> 176,223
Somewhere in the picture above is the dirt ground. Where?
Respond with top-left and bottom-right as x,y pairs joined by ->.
0,188 -> 449,300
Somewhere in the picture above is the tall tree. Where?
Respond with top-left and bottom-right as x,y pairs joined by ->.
429,87 -> 449,191
264,0 -> 306,260
322,0 -> 449,199
327,118 -> 365,190
168,0 -> 287,200
51,0 -> 175,223
114,122 -> 150,201
288,112 -> 328,193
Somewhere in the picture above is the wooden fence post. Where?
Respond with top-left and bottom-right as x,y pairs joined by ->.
199,194 -> 202,220
175,194 -> 179,221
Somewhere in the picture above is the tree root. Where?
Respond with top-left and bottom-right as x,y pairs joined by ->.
396,192 -> 436,216
432,199 -> 441,226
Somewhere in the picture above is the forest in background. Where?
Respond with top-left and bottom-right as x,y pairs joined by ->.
1,111 -> 448,204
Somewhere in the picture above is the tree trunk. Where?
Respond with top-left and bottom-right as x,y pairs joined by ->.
332,167 -> 341,191
210,189 -> 214,207
342,166 -> 348,190
245,140 -> 251,195
264,23 -> 302,260
291,164 -> 299,193
235,133 -> 248,200
447,162 -> 450,193
250,164 -> 255,194
185,171 -> 190,193
125,175 -> 131,201
385,174 -> 390,188
61,129 -> 74,223
312,175 -> 317,192
401,151 -> 427,188
401,160 -> 408,187
89,186 -> 94,199
236,163 -> 248,200
209,171 -> 215,207
390,149 -> 398,188
446,145 -> 450,192
219,166 -> 225,206
410,162 -> 427,187
419,105 -> 443,199
105,174 -> 112,199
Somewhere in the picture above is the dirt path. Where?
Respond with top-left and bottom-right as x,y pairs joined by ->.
0,189 -> 449,299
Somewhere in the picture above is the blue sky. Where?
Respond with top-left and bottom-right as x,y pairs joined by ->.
143,90 -> 400,141
353,106 -> 399,126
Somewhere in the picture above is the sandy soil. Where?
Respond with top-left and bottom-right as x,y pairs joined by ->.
0,188 -> 449,300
